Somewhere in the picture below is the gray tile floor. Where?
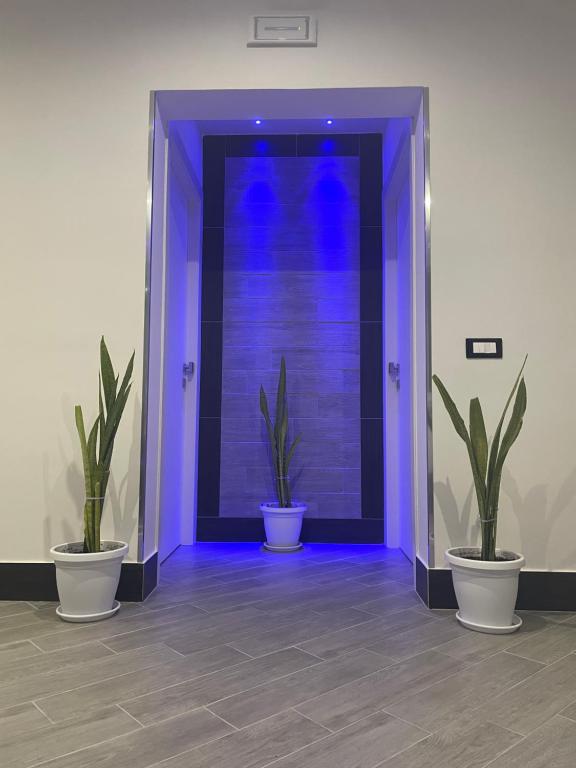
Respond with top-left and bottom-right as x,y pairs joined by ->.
2,543 -> 576,767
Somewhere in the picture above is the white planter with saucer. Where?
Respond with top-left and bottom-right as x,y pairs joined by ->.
446,547 -> 525,634
260,503 -> 306,552
51,540 -> 128,622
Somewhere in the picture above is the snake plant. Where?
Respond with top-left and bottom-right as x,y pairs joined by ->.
433,357 -> 527,561
259,357 -> 301,508
75,338 -> 134,553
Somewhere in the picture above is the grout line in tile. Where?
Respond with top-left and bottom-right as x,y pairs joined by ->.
289,706 -> 333,733
31,699 -> 58,726
31,699 -> 56,726
116,702 -> 146,728
203,705 -> 240,731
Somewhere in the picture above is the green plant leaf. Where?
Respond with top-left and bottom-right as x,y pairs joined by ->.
100,337 -> 117,414
485,356 -> 528,505
433,374 -> 486,515
469,397 -> 488,482
488,377 -> 527,513
286,434 -> 301,470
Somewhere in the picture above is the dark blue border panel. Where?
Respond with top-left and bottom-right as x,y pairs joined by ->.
360,226 -> 383,322
227,134 -> 298,157
297,133 -> 359,156
197,417 -> 221,518
361,418 -> 384,521
360,322 -> 384,419
200,227 -> 224,321
359,134 -> 383,227
423,563 -> 576,612
197,133 -> 385,543
197,517 -> 384,544
203,136 -> 226,227
0,556 -> 159,602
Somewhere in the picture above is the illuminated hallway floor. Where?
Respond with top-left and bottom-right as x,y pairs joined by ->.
2,544 -> 576,767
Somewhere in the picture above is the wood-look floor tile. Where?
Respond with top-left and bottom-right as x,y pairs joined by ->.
148,709 -> 328,768
376,710 -> 521,767
296,650 -> 468,731
229,608 -> 372,657
505,620 -> 576,664
38,645 -> 250,722
2,706 -> 139,768
0,641 -> 113,684
209,649 -> 393,729
0,643 -> 181,710
386,651 -> 543,732
96,606 -> 265,653
297,608 -> 437,660
364,616 -> 467,659
162,607 -> 310,656
34,604 -> 207,652
479,715 -> 576,767
0,701 -> 51,742
0,640 -> 43,667
121,647 -> 321,726
433,613 -> 558,664
354,591 -> 423,615
0,602 -> 37,620
256,711 -> 425,768
474,651 -> 576,735
36,706 -> 232,768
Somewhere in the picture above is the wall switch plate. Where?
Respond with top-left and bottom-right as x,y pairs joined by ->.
247,15 -> 317,47
466,338 -> 503,359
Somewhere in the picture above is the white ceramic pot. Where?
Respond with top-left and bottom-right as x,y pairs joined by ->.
50,541 -> 128,622
260,503 -> 306,552
446,547 -> 525,634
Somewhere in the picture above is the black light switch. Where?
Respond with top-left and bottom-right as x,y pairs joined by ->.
466,338 -> 503,359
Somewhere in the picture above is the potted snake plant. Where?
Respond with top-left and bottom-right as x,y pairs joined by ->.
259,357 -> 305,551
50,338 -> 134,622
433,357 -> 527,634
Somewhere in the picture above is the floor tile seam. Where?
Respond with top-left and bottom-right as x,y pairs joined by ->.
501,646 -> 576,667
117,648 -> 326,715
30,611 -> 207,649
236,611 -> 388,655
217,651 -> 400,719
86,610 -> 256,647
357,653 -> 520,715
256,708 -> 429,768
27,654 -> 186,709
116,702 -> 146,728
374,711 -> 523,768
0,638 -> 125,676
39,647 -> 264,717
22,715 -> 168,768
380,655 -> 553,736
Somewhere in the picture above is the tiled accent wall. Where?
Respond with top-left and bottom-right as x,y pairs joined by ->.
197,134 -> 383,542
219,155 -> 361,519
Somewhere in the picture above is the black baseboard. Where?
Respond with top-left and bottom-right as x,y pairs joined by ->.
0,552 -> 158,602
196,517 -> 385,544
416,556 -> 576,612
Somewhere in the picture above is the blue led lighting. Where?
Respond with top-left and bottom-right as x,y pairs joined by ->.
255,119 -> 262,125
326,119 -> 333,125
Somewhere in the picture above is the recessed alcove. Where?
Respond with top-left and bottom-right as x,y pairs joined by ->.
141,88 -> 432,580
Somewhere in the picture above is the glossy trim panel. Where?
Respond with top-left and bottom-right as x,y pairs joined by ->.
137,91 -> 157,562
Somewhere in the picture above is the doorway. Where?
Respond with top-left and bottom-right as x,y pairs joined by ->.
139,88 -> 432,578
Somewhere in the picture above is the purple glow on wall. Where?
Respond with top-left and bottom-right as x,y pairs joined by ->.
220,151 -> 361,520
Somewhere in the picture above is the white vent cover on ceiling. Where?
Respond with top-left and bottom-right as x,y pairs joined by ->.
247,15 -> 317,47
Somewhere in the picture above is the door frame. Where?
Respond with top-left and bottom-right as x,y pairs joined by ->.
137,88 -> 433,571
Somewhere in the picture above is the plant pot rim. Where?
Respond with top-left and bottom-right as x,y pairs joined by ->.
51,541 -> 128,563
446,547 -> 525,571
260,502 -> 307,514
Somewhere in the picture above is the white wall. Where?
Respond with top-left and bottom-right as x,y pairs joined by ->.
1,0 -> 575,568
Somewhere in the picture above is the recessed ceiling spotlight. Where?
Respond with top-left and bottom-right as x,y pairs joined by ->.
255,119 -> 262,125
326,119 -> 333,125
